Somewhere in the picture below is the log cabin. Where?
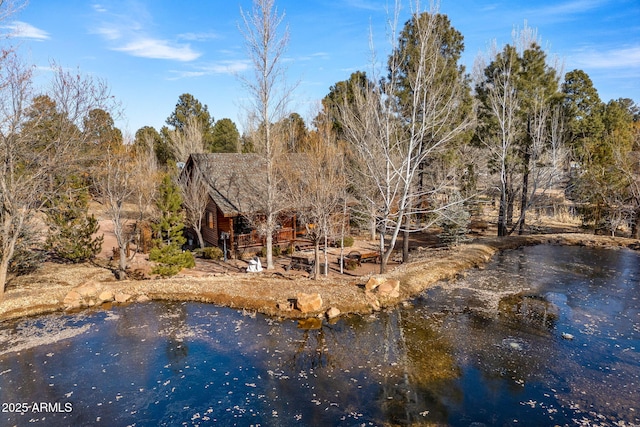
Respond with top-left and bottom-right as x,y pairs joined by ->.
181,153 -> 320,257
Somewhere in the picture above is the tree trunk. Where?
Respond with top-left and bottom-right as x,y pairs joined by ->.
118,245 -> 128,280
379,231 -> 387,274
498,191 -> 508,237
402,214 -> 410,263
0,237 -> 18,300
265,234 -> 274,270
195,228 -> 205,249
265,213 -> 275,270
323,235 -> 329,277
0,257 -> 9,301
632,209 -> 640,239
313,239 -> 321,279
506,180 -> 515,226
519,146 -> 531,235
369,209 -> 377,241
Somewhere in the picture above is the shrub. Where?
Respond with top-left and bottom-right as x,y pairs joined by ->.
345,258 -> 359,270
150,247 -> 195,277
257,246 -> 281,257
336,235 -> 354,248
438,193 -> 471,246
6,229 -> 45,275
202,247 -> 224,260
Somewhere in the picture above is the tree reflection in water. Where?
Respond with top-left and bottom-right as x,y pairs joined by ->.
0,245 -> 638,426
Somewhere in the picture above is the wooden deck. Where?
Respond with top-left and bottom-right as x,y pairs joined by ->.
234,227 -> 296,249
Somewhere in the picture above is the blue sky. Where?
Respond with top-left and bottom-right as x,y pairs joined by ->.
6,0 -> 640,136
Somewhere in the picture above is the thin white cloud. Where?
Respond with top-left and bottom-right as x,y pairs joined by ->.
92,4 -> 107,13
168,60 -> 250,79
113,38 -> 201,62
526,0 -> 605,19
169,70 -> 207,79
344,0 -> 384,11
178,32 -> 219,42
95,25 -> 121,41
205,60 -> 250,74
480,4 -> 499,12
573,45 -> 640,69
3,21 -> 50,41
299,52 -> 330,61
91,3 -> 200,62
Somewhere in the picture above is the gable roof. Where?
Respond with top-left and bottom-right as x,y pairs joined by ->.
184,153 -> 268,217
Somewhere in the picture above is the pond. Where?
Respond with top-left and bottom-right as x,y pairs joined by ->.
0,245 -> 638,426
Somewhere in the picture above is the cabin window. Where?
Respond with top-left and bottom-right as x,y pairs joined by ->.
233,216 -> 253,235
207,211 -> 214,229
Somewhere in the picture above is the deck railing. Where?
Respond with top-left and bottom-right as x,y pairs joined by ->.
234,227 -> 295,248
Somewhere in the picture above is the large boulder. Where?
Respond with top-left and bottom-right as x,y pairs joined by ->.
97,290 -> 115,303
326,307 -> 341,320
296,293 -> 323,313
114,293 -> 132,304
63,290 -> 83,310
74,282 -> 98,299
365,276 -> 385,292
136,294 -> 151,303
378,279 -> 400,299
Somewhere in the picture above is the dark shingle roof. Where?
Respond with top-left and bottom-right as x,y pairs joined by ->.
186,153 -> 269,217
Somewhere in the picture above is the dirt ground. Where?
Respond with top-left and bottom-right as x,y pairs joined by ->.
1,207 -> 639,323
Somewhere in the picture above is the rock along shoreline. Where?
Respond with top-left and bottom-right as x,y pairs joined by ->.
1,233 -> 638,323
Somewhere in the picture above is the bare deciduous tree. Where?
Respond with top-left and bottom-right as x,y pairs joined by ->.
177,165 -> 210,249
0,53 -> 117,298
131,131 -> 160,224
340,3 -> 472,273
93,145 -> 137,280
127,134 -> 160,256
474,41 -> 520,237
284,109 -> 347,278
166,115 -> 206,164
238,0 -> 294,269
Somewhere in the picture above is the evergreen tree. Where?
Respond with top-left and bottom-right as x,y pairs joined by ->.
571,97 -> 638,233
83,108 -> 123,147
563,69 -> 605,159
278,113 -> 308,152
149,175 -> 194,276
45,183 -> 103,263
166,93 -> 215,151
319,71 -> 372,138
210,118 -> 240,152
135,126 -> 171,167
438,192 -> 471,246
513,42 -> 561,234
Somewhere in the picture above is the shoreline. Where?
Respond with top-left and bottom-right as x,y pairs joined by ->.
1,233 -> 638,323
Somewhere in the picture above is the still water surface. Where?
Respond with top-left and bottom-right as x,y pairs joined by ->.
0,245 -> 639,426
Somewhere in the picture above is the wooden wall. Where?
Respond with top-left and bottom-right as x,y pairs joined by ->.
202,198 -> 219,247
